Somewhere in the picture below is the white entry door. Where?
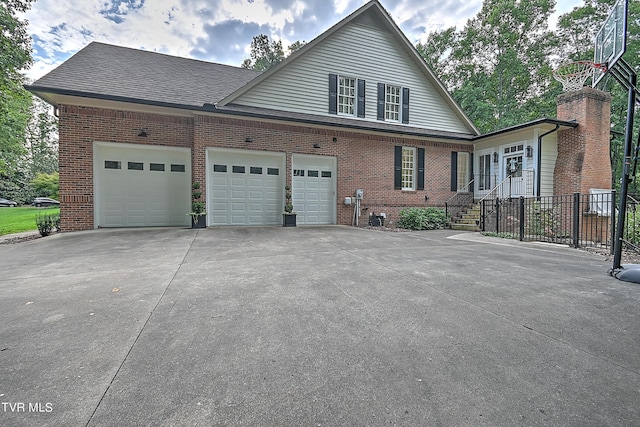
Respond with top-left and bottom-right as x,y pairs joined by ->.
208,149 -> 285,226
292,154 -> 336,225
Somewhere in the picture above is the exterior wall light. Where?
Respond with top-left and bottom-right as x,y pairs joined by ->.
526,146 -> 533,158
493,152 -> 499,163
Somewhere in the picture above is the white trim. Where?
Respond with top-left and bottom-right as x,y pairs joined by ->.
291,154 -> 337,224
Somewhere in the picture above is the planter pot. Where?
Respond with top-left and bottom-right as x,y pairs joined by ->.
283,213 -> 297,227
191,215 -> 207,229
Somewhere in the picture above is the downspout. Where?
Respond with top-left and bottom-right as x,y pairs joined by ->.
536,124 -> 560,199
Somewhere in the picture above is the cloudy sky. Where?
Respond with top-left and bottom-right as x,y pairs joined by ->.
22,0 -> 583,81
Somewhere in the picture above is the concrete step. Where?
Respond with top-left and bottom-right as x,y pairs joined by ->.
451,223 -> 480,232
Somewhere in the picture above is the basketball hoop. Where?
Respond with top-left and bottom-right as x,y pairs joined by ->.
553,61 -> 607,92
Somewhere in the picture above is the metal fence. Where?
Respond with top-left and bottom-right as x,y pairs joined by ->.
480,191 -> 616,250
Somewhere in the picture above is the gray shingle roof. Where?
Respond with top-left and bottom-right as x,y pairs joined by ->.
29,42 -> 262,107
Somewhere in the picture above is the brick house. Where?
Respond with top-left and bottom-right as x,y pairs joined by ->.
26,0 -> 611,232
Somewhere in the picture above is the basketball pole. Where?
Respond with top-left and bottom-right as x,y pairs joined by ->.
612,66 -> 637,271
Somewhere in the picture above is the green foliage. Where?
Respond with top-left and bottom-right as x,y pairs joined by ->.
284,185 -> 293,213
35,211 -> 60,237
31,171 -> 59,199
0,207 -> 58,235
398,207 -> 447,230
241,35 -> 305,71
624,206 -> 640,245
241,34 -> 285,71
525,201 -> 560,237
190,182 -> 205,216
418,0 -> 558,133
481,231 -> 517,239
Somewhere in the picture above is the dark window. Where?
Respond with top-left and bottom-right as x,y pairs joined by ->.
150,163 -> 165,171
171,164 -> 186,172
105,161 -> 121,169
267,168 -> 279,175
308,170 -> 319,177
213,164 -> 227,172
321,171 -> 332,178
232,166 -> 245,173
250,167 -> 263,174
293,169 -> 305,177
128,162 -> 143,171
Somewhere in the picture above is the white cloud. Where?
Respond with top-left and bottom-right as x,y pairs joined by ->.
24,0 -> 583,82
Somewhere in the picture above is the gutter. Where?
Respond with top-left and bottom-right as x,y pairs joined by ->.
536,124 -> 562,199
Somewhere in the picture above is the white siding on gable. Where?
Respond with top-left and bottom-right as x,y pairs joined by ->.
233,23 -> 472,134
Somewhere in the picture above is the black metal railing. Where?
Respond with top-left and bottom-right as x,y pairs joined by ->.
481,191 -> 616,250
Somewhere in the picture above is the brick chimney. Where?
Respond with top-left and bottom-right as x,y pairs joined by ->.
554,87 -> 612,195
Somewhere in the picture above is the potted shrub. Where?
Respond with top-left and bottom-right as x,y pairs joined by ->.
283,184 -> 297,227
189,182 -> 207,228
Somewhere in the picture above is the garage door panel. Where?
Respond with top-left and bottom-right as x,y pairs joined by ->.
208,149 -> 284,226
292,155 -> 336,225
95,144 -> 190,228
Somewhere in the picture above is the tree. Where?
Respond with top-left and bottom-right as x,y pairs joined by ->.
418,0 -> 558,133
241,35 -> 306,71
241,34 -> 285,71
0,0 -> 35,196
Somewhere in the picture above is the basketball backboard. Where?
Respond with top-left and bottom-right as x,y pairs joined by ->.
593,0 -> 628,87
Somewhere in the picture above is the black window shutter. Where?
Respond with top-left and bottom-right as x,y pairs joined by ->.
377,83 -> 385,121
450,151 -> 458,191
402,87 -> 410,124
417,148 -> 425,190
329,74 -> 338,114
394,146 -> 402,189
357,79 -> 365,118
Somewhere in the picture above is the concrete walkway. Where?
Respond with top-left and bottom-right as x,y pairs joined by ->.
0,226 -> 638,426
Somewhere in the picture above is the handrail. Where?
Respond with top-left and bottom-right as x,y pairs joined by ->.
445,178 -> 475,204
478,175 -> 513,203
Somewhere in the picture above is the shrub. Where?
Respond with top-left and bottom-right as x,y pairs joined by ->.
35,212 -> 60,237
398,207 -> 447,230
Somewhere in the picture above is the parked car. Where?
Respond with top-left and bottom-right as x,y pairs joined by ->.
0,198 -> 18,207
32,197 -> 60,207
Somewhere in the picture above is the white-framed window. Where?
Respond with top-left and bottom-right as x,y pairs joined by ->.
385,85 -> 401,121
338,76 -> 356,115
402,147 -> 416,190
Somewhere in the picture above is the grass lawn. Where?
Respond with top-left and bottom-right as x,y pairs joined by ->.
0,207 -> 60,236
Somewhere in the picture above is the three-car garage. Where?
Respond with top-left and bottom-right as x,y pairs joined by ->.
93,143 -> 336,228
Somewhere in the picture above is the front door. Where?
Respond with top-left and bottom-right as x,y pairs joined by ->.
504,155 -> 524,197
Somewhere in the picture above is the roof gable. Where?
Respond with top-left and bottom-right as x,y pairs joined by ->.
219,0 -> 479,135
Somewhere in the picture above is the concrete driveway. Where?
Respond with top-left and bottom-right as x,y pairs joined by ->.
1,226 -> 639,426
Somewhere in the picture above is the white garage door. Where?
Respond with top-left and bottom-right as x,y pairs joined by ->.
94,142 -> 191,228
208,149 -> 284,226
292,154 -> 336,225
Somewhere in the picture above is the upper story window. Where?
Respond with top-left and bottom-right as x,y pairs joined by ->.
378,83 -> 409,124
338,76 -> 356,115
385,85 -> 401,121
329,74 -> 365,118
